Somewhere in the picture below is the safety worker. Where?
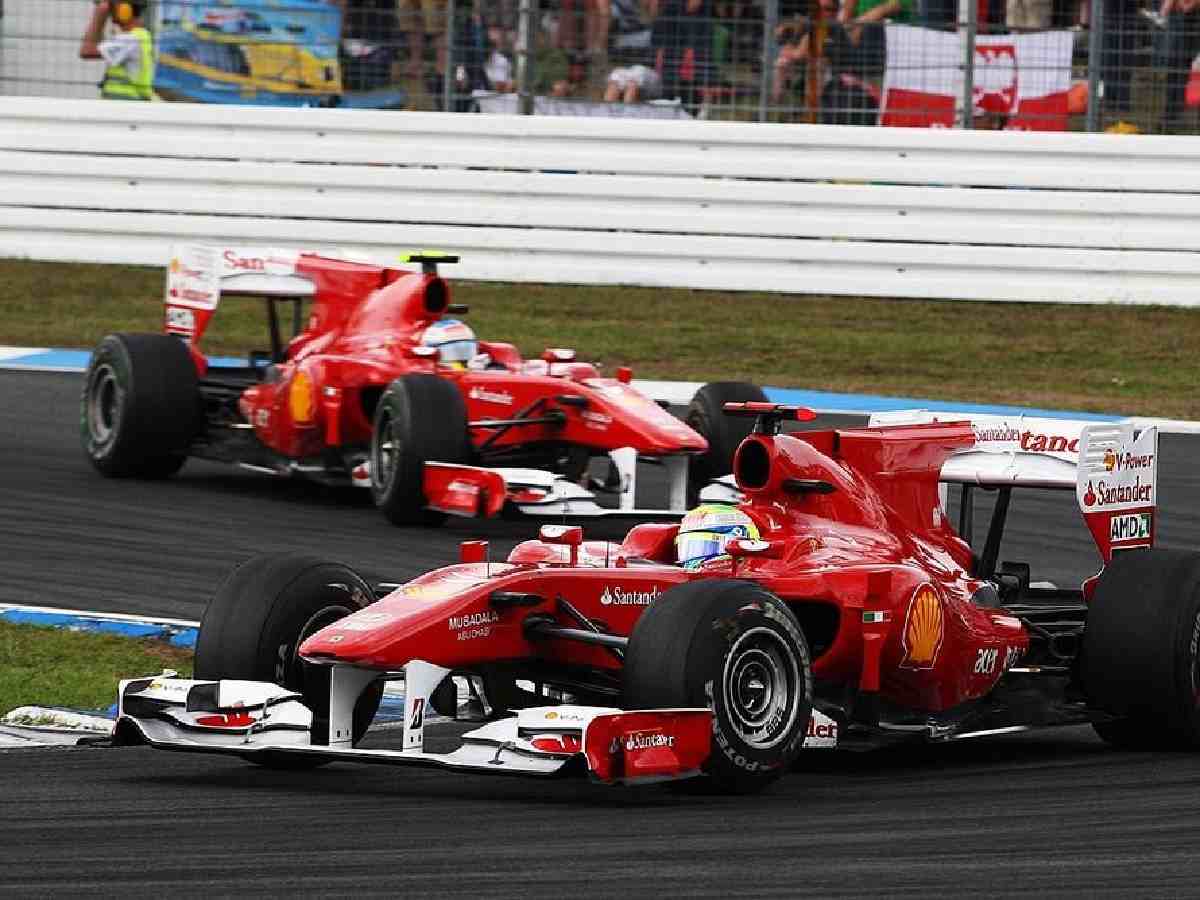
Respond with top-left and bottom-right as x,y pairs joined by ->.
79,1 -> 159,101
675,503 -> 760,571
420,319 -> 478,369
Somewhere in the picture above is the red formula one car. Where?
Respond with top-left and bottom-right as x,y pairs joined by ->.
114,403 -> 1189,793
81,245 -> 765,523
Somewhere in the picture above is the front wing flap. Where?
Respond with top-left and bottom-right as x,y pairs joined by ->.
423,456 -> 692,520
114,677 -> 713,786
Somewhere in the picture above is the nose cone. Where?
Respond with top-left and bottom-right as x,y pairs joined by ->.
298,563 -> 529,670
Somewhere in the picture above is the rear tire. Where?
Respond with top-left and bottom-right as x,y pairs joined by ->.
370,374 -> 471,526
194,553 -> 384,768
1079,549 -> 1200,749
81,333 -> 200,478
624,579 -> 812,793
686,381 -> 768,504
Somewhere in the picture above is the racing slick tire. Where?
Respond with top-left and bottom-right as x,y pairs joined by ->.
194,553 -> 384,768
1079,548 -> 1200,750
81,333 -> 200,478
623,579 -> 813,793
370,374 -> 471,526
686,381 -> 769,504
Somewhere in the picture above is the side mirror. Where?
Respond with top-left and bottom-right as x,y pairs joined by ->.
539,524 -> 584,545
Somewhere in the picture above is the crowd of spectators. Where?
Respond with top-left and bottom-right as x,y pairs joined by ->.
105,0 -> 1195,129
329,0 -> 1193,129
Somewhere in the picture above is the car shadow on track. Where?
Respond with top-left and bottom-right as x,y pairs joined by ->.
102,725 -> 1126,811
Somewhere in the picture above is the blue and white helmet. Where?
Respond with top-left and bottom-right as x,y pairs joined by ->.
421,318 -> 477,366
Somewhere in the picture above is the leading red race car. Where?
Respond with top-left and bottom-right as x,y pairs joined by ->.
81,245 -> 765,524
114,403 -> 1195,794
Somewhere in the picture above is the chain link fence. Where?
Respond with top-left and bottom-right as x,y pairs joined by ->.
3,0 -> 1197,132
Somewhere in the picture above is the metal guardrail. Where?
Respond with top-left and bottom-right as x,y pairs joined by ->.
3,96 -> 1200,303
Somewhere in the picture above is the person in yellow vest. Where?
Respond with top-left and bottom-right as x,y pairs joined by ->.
79,1 -> 158,100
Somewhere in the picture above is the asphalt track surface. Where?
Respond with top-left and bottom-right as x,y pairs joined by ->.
5,370 -> 1200,897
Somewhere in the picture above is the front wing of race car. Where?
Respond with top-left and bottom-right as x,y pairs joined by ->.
112,665 -> 713,786
422,452 -> 692,519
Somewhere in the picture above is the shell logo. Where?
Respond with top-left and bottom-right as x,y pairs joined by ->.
901,585 -> 944,669
1103,449 -> 1117,472
169,258 -> 181,273
289,371 -> 316,425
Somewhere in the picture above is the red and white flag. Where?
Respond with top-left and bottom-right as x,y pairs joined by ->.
881,26 -> 1074,131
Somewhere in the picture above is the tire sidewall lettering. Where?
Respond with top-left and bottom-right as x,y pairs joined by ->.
700,594 -> 812,775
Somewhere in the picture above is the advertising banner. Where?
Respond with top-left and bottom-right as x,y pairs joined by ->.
154,0 -> 345,106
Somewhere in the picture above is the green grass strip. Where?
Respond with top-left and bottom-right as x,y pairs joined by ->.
0,620 -> 193,715
1,259 -> 1193,418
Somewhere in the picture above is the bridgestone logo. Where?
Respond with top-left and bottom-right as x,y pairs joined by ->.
599,586 -> 661,606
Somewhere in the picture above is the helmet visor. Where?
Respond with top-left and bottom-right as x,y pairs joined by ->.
676,530 -> 731,564
436,339 -> 478,363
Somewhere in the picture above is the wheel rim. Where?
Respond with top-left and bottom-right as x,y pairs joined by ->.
372,407 -> 400,492
721,625 -> 803,751
86,363 -> 122,443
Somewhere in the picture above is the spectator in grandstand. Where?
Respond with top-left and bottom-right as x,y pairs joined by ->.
602,1 -> 662,101
399,0 -> 448,78
604,63 -> 664,100
1007,0 -> 1052,29
1158,0 -> 1200,128
838,0 -> 914,77
78,1 -> 157,100
773,0 -> 838,104
611,0 -> 655,54
651,0 -> 715,112
558,0 -> 613,87
532,48 -> 591,97
772,0 -> 880,123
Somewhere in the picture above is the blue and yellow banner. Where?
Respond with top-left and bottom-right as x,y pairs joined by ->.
153,1 -> 402,108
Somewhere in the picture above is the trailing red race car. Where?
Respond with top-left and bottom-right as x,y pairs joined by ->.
81,245 -> 765,524
113,403 -> 1190,793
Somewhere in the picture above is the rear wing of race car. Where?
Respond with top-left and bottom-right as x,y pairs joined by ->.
868,411 -> 1158,563
163,244 -> 318,351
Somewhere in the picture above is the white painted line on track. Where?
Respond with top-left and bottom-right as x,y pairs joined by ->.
0,604 -> 199,629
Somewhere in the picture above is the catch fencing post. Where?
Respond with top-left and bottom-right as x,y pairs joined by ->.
759,0 -> 779,122
443,0 -> 456,112
516,0 -> 534,115
957,0 -> 977,128
1086,0 -> 1103,131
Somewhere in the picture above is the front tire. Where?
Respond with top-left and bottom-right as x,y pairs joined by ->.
1079,549 -> 1200,749
81,333 -> 200,478
624,579 -> 812,793
370,374 -> 471,526
194,553 -> 384,767
686,381 -> 768,504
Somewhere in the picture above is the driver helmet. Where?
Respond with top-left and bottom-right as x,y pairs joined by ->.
421,318 -> 477,368
675,504 -> 759,570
